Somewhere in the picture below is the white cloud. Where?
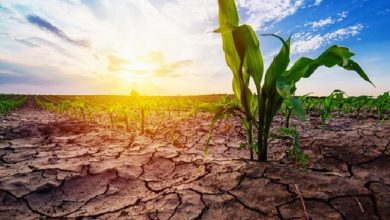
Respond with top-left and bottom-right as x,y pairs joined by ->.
314,0 -> 322,6
305,11 -> 348,29
237,0 -> 305,30
337,11 -> 348,22
291,24 -> 364,54
306,17 -> 334,28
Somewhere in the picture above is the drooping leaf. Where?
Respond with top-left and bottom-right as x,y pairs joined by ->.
341,59 -> 375,86
282,45 -> 374,88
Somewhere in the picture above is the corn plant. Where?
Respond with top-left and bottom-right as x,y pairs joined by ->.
0,96 -> 27,113
374,91 -> 390,120
347,95 -> 372,117
320,90 -> 345,130
58,100 -> 71,116
277,127 -> 308,167
333,90 -> 347,116
106,105 -> 116,128
72,97 -> 87,120
282,93 -> 311,128
203,0 -> 374,162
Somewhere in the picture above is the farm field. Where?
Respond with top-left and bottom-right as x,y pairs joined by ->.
0,94 -> 389,219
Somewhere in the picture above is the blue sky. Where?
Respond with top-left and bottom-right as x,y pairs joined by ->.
0,0 -> 389,96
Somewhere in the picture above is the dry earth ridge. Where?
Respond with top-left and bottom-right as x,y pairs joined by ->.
0,98 -> 389,219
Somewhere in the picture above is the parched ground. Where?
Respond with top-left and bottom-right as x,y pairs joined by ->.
0,98 -> 389,219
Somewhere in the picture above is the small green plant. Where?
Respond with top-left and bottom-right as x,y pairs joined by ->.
347,95 -> 372,117
72,97 -> 87,120
277,127 -> 308,167
282,93 -> 311,128
374,91 -> 390,120
320,90 -> 345,130
202,0 -> 374,162
0,96 -> 27,113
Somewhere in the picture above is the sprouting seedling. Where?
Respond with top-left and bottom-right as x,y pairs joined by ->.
0,96 -> 27,114
333,90 -> 347,116
374,91 -> 390,120
277,127 -> 308,167
282,93 -> 312,128
204,0 -> 374,162
72,97 -> 87,120
320,90 -> 345,130
347,95 -> 372,117
106,105 -> 116,128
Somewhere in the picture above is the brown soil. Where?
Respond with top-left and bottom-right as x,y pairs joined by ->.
0,97 -> 389,219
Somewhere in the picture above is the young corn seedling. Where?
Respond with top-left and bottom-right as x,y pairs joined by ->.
283,93 -> 312,128
320,90 -> 345,130
334,90 -> 347,116
72,97 -> 87,120
374,91 -> 390,120
348,96 -> 372,117
277,127 -> 308,167
203,0 -> 374,162
0,96 -> 27,113
106,105 -> 116,128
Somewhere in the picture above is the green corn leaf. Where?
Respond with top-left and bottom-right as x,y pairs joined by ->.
213,22 -> 238,33
238,61 -> 253,115
263,35 -> 291,96
232,74 -> 252,114
232,24 -> 264,92
276,80 -> 305,121
250,94 -> 259,116
291,97 -> 305,121
341,59 -> 375,86
280,57 -> 313,85
217,0 -> 239,28
232,76 -> 242,102
217,0 -> 240,78
217,0 -> 242,101
216,0 -> 255,118
319,45 -> 354,67
277,127 -> 308,167
282,45 -> 374,87
276,79 -> 294,99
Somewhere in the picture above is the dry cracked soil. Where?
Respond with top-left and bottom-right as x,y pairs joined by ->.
0,98 -> 389,220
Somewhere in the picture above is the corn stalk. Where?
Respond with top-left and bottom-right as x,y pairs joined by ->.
204,0 -> 374,162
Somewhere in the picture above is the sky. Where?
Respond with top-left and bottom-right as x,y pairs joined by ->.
0,0 -> 389,96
